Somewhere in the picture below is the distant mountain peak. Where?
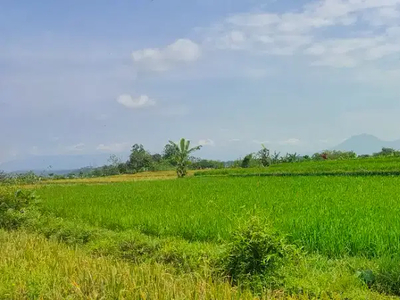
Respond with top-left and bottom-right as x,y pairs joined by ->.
332,134 -> 400,155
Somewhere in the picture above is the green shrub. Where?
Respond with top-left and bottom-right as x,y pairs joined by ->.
219,216 -> 297,292
0,189 -> 39,230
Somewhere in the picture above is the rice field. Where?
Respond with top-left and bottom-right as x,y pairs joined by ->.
195,157 -> 400,177
37,175 -> 400,258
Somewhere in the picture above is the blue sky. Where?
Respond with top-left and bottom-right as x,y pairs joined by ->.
1,0 -> 400,163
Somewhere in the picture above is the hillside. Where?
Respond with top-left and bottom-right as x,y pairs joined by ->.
332,134 -> 400,154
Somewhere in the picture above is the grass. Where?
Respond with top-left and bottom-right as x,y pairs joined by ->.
195,157 -> 400,177
0,230 -> 261,300
37,176 -> 400,258
0,227 -> 397,299
41,170 -> 182,185
3,179 -> 400,298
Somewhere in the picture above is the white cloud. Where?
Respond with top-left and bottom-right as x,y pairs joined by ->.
96,142 -> 130,153
117,94 -> 156,109
229,138 -> 241,142
132,39 -> 201,72
198,139 -> 215,146
201,0 -> 400,67
65,143 -> 85,152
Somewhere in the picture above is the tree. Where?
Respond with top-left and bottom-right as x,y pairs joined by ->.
108,154 -> 122,167
107,154 -> 123,175
241,154 -> 253,168
373,147 -> 400,157
168,138 -> 202,178
191,159 -> 224,170
271,151 -> 281,164
128,144 -> 153,173
152,153 -> 162,163
162,143 -> 179,164
256,144 -> 271,167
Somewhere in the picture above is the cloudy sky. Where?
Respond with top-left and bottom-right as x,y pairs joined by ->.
1,0 -> 400,163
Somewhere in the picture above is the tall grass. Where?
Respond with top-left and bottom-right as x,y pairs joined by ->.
2,230 -> 394,299
38,176 -> 400,257
0,230 -> 261,300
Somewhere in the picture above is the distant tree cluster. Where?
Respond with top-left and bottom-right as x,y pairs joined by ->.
58,138 -> 221,179
2,143 -> 400,182
231,146 -> 400,169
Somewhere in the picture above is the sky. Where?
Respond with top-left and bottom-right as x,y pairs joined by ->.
1,0 -> 400,163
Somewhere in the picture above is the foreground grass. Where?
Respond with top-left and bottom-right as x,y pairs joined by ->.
0,228 -> 396,299
2,188 -> 399,299
0,230 -> 391,299
0,230 -> 262,300
38,176 -> 400,257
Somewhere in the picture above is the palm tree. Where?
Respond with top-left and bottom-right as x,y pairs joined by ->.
169,138 -> 202,178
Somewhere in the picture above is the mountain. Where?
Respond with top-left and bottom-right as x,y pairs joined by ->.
0,153 -> 128,173
332,134 -> 400,155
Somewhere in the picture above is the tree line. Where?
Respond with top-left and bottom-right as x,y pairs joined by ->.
1,140 -> 400,182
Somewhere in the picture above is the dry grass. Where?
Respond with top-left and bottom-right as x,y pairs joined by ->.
45,171 -> 180,184
0,230 -> 296,300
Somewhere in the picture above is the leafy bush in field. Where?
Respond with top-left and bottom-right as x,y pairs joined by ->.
219,217 -> 297,292
0,189 -> 39,229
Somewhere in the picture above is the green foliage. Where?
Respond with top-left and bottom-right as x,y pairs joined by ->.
281,153 -> 300,163
190,158 -> 224,170
241,154 -> 253,168
1,171 -> 42,185
128,144 -> 154,172
256,144 -> 271,167
169,138 -> 202,178
0,189 -> 39,230
220,217 -> 296,292
162,143 -> 178,164
312,150 -> 357,160
373,147 -> 400,157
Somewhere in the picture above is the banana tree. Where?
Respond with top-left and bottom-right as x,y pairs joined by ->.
168,138 -> 202,178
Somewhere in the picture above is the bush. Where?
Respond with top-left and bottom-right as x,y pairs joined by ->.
219,216 -> 297,292
0,189 -> 39,230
